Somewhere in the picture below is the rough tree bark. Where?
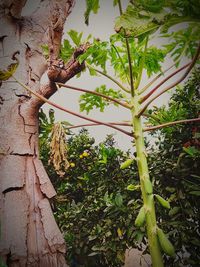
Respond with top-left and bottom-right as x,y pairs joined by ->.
0,1 -> 86,266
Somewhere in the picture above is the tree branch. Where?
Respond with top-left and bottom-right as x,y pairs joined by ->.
138,42 -> 200,117
66,122 -> 132,130
30,44 -> 89,108
143,118 -> 200,132
140,62 -> 190,103
56,83 -> 131,109
12,76 -> 133,137
86,62 -> 130,93
139,63 -> 176,94
111,44 -> 130,85
118,0 -> 134,96
47,44 -> 89,83
48,1 -> 75,61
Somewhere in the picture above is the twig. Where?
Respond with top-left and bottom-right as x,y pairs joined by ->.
138,41 -> 200,117
140,62 -> 190,103
86,62 -> 130,93
143,118 -> 200,132
56,82 -> 131,109
12,76 -> 133,137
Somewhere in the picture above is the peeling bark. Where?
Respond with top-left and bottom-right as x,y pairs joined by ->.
0,0 -> 83,266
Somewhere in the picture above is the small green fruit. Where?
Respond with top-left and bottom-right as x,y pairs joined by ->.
120,158 -> 134,169
155,194 -> 170,209
135,206 -> 146,227
157,228 -> 175,257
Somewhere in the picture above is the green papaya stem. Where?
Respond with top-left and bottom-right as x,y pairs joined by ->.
131,94 -> 164,267
134,36 -> 148,90
85,62 -> 130,93
118,0 -> 134,96
111,44 -> 130,85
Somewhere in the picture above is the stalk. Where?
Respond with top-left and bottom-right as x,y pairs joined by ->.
131,93 -> 164,267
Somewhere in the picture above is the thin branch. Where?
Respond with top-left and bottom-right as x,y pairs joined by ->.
86,62 -> 130,93
111,44 -> 130,85
118,0 -> 134,96
12,76 -> 133,137
140,62 -> 190,103
138,42 -> 200,117
139,63 -> 176,94
135,36 -> 148,90
67,122 -> 132,130
56,82 -> 131,109
143,118 -> 200,132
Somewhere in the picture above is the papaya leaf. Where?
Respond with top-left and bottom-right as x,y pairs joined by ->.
84,0 -> 100,25
0,63 -> 18,81
114,4 -> 167,38
79,85 -> 125,114
68,30 -> 83,46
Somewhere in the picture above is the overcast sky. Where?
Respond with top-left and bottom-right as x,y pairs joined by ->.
41,0 -> 190,151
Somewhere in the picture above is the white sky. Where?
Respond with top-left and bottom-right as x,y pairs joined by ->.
41,0 -> 190,151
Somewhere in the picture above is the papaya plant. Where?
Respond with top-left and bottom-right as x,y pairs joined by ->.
5,1 -> 200,266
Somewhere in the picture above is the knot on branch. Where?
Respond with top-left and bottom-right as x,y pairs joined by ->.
47,43 -> 89,83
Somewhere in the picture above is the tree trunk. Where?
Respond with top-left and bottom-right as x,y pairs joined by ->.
0,1 -> 85,266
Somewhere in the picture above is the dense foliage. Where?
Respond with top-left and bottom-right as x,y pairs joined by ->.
40,121 -> 142,266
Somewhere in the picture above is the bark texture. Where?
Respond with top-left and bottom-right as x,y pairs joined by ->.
0,1 -> 84,266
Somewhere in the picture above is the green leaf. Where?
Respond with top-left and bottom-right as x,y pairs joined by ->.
60,39 -> 74,62
115,193 -> 123,207
41,44 -> 49,58
68,30 -> 83,46
189,191 -> 200,196
79,85 -> 125,114
183,146 -> 199,157
168,206 -> 180,216
84,0 -> 100,25
114,4 -> 167,38
113,0 -> 118,6
0,63 -> 18,81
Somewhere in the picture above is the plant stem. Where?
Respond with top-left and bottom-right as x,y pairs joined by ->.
140,62 -> 190,103
139,63 -> 176,94
85,62 -> 130,93
143,117 -> 200,132
66,121 -> 132,129
56,82 -> 131,109
118,0 -> 134,96
135,36 -> 148,90
111,44 -> 130,85
131,94 -> 164,267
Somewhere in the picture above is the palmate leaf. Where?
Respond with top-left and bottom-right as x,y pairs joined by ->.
115,3 -> 167,38
79,85 -> 125,114
0,63 -> 18,81
115,1 -> 200,39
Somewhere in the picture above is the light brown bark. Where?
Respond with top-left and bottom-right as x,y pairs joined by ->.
0,1 -> 84,266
